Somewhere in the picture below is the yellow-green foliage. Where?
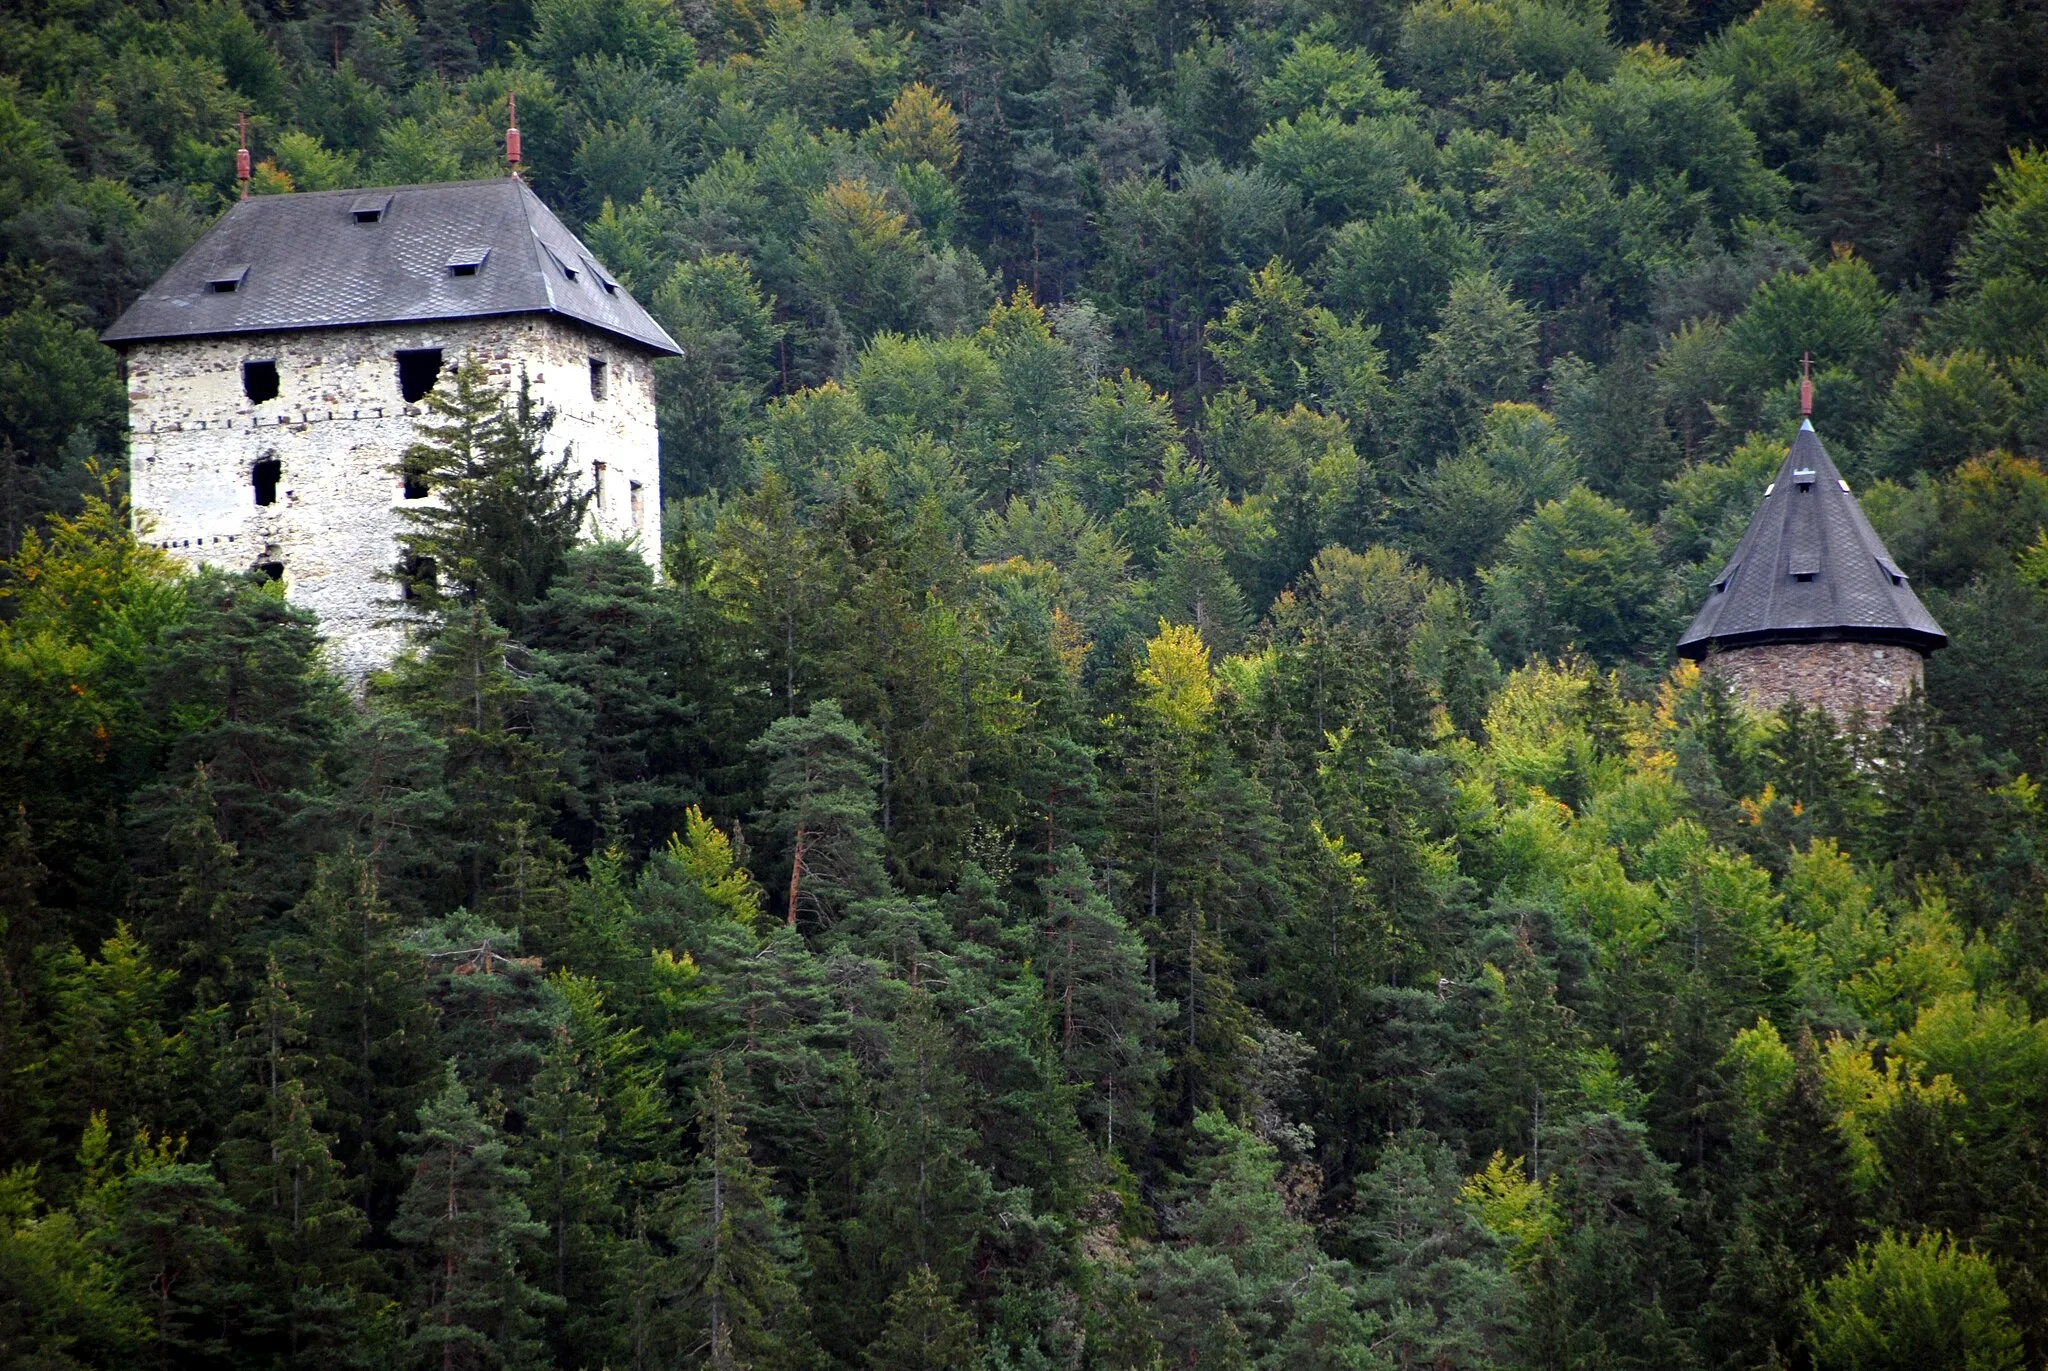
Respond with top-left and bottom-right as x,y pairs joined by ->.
1461,1151 -> 1559,1271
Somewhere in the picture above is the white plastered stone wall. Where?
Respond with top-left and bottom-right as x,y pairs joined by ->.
125,315 -> 661,683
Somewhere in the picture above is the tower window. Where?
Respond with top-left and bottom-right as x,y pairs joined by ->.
593,461 -> 607,508
396,348 -> 444,403
630,480 -> 644,528
243,359 -> 279,404
398,550 -> 437,601
402,458 -> 430,500
589,357 -> 608,401
252,457 -> 281,506
257,560 -> 285,582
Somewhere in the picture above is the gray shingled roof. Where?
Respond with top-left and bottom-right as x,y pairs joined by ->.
1677,421 -> 1946,658
103,178 -> 680,356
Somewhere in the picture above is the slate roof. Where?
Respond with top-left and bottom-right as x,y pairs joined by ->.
1677,421 -> 1946,658
103,179 -> 680,356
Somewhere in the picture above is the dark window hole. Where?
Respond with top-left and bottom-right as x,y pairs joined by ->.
589,357 -> 608,400
402,461 -> 429,500
399,551 -> 437,601
252,457 -> 281,506
397,348 -> 444,404
243,359 -> 278,404
257,561 -> 285,582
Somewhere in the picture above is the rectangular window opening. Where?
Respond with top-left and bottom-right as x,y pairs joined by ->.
593,460 -> 607,508
351,194 -> 392,224
252,457 -> 281,507
208,265 -> 249,294
243,359 -> 279,404
257,560 -> 285,582
447,247 -> 489,276
589,357 -> 608,401
398,550 -> 437,601
396,348 -> 444,404
402,460 -> 430,501
630,479 -> 644,528
1792,572 -> 1817,582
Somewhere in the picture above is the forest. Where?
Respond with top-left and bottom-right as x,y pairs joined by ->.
5,0 -> 2048,1363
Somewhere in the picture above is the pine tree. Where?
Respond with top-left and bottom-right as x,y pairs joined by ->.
666,1058 -> 812,1370
390,1073 -> 555,1371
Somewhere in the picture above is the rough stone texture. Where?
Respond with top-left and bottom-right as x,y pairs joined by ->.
1700,639 -> 1924,722
123,314 -> 660,682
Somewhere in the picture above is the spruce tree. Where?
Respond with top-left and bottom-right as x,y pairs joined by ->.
216,959 -> 382,1368
863,1266 -> 978,1371
282,853 -> 439,1228
666,1058 -> 812,1370
393,356 -> 590,625
748,700 -> 890,929
390,1073 -> 554,1370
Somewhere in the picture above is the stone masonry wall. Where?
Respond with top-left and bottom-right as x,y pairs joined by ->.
124,315 -> 660,683
1700,639 -> 1924,723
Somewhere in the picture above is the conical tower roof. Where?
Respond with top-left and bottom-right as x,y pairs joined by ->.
1677,421 -> 1946,659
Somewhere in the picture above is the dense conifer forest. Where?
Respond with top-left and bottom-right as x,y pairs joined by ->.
6,0 -> 2048,1364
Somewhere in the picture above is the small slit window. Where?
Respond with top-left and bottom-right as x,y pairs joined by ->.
208,264 -> 249,294
589,357 -> 608,401
586,260 -> 617,294
252,457 -> 281,506
544,245 -> 578,282
243,359 -> 279,404
593,460 -> 607,508
1793,467 -> 1817,491
630,480 -> 644,527
352,193 -> 393,224
1792,572 -> 1817,583
402,457 -> 430,501
1712,563 -> 1737,595
447,248 -> 489,276
396,348 -> 444,403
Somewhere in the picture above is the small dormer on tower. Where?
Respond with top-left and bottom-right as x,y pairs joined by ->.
1676,401 -> 1946,721
103,175 -> 680,683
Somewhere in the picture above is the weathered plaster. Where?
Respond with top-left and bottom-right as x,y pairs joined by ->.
123,315 -> 661,682
1700,639 -> 1924,724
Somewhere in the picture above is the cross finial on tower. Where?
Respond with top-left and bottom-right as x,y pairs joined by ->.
236,113 -> 251,199
506,94 -> 522,178
1799,351 -> 1814,418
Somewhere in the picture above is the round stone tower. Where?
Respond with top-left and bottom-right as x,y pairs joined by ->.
1676,417 -> 1946,721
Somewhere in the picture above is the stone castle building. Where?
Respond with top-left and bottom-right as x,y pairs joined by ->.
103,176 -> 680,680
1677,416 -> 1946,720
